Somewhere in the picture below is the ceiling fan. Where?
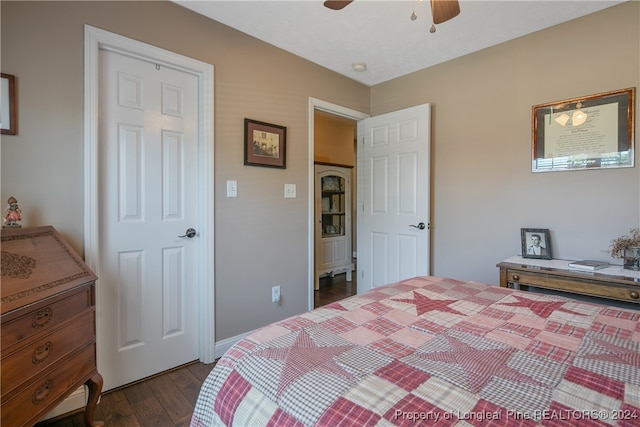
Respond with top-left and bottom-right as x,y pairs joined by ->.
324,0 -> 461,28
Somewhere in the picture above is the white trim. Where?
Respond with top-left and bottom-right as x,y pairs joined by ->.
307,98 -> 368,311
214,330 -> 253,359
83,25 -> 216,376
39,387 -> 87,422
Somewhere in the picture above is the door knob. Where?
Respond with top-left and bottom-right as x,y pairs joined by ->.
409,222 -> 426,230
179,228 -> 196,238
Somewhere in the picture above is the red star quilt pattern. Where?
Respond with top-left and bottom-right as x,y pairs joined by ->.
191,277 -> 640,427
392,290 -> 465,316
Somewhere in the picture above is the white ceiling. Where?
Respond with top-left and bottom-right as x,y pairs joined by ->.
173,0 -> 625,86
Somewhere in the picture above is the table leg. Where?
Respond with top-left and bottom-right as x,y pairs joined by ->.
84,372 -> 104,427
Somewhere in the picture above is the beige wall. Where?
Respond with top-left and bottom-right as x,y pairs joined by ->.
0,1 -> 369,341
314,110 -> 356,166
371,1 -> 640,284
2,1 -> 639,343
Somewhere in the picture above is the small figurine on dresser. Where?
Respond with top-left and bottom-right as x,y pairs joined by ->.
3,196 -> 22,228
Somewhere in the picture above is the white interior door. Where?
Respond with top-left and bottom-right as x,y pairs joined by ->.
357,104 -> 431,292
97,49 -> 200,390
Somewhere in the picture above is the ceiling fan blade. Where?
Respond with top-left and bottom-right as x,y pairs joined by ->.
431,0 -> 460,24
324,1 -> 353,11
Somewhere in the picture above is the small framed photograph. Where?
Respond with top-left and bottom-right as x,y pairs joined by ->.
521,228 -> 552,259
1,73 -> 17,135
244,118 -> 286,169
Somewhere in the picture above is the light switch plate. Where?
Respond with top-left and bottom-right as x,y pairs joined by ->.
227,180 -> 237,198
284,184 -> 296,198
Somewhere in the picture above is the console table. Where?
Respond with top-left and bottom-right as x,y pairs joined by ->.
497,256 -> 640,304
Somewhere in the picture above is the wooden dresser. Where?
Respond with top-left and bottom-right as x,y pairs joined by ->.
498,255 -> 640,304
1,226 -> 103,427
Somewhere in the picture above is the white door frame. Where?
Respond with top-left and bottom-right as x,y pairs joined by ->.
307,98 -> 368,310
84,25 -> 216,364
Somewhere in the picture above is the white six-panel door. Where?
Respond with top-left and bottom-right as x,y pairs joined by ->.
357,104 -> 431,291
97,48 -> 200,390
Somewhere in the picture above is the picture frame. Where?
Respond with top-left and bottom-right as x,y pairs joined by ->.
244,118 -> 286,169
521,228 -> 552,260
1,73 -> 17,135
532,87 -> 635,173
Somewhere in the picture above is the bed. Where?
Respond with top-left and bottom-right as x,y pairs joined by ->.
191,276 -> 639,426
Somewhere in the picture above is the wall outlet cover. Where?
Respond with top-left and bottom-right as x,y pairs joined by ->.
271,286 -> 281,304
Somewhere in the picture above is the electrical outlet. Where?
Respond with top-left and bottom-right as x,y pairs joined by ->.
272,286 -> 281,305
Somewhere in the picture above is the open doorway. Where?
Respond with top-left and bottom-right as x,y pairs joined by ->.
308,100 -> 431,310
313,110 -> 357,308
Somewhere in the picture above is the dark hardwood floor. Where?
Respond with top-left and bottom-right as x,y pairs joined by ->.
35,361 -> 215,427
37,275 -> 355,427
314,272 -> 357,308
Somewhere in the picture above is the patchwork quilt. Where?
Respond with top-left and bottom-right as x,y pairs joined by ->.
191,276 -> 640,426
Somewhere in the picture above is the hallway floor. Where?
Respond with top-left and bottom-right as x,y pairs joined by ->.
314,272 -> 356,308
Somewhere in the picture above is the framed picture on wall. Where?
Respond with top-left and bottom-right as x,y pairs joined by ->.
1,73 -> 17,135
532,87 -> 635,173
244,118 -> 286,169
521,228 -> 552,259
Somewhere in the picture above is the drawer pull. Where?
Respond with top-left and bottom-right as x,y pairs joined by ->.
630,291 -> 639,299
32,380 -> 53,405
32,307 -> 53,328
32,341 -> 53,364
512,275 -> 520,281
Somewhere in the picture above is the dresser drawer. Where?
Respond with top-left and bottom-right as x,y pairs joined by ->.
506,270 -> 640,303
1,285 -> 92,349
1,226 -> 102,427
0,343 -> 97,427
1,310 -> 95,397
